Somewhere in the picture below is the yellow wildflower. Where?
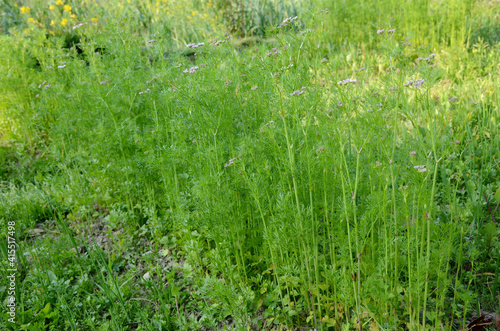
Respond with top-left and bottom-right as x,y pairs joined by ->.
27,17 -> 36,23
63,4 -> 72,12
61,18 -> 68,26
49,30 -> 55,35
20,6 -> 31,14
70,13 -> 77,19
50,20 -> 56,26
49,5 -> 55,10
91,18 -> 98,23
56,0 -> 64,5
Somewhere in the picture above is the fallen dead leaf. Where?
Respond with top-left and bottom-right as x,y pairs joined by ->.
465,315 -> 494,331
27,228 -> 45,237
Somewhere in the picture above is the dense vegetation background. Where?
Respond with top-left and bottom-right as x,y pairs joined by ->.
1,0 -> 499,330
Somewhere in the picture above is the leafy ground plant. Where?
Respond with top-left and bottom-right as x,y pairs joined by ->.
1,0 -> 499,330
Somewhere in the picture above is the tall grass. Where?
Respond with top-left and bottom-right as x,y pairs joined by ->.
1,0 -> 499,330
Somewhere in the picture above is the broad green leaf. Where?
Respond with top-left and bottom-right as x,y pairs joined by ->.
41,302 -> 50,315
494,187 -> 500,204
47,270 -> 57,282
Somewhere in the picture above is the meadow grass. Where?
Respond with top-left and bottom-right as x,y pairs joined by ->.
1,0 -> 499,330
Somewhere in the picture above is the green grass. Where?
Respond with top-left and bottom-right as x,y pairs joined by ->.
1,0 -> 499,330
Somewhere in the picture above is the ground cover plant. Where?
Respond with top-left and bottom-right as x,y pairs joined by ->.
1,0 -> 499,330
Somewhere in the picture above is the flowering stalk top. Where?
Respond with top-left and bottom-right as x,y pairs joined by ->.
337,78 -> 357,86
183,66 -> 199,74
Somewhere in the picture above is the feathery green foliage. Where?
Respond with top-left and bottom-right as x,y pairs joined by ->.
1,0 -> 499,330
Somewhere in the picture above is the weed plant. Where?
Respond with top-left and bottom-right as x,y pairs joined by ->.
1,0 -> 499,330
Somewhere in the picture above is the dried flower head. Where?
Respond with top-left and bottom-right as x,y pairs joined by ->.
183,66 -> 199,74
214,39 -> 226,46
224,157 -> 237,168
404,79 -> 425,89
278,16 -> 298,29
273,64 -> 293,77
290,86 -> 307,96
414,165 -> 427,172
337,78 -> 357,86
266,48 -> 279,57
417,53 -> 436,62
187,42 -> 205,48
72,23 -> 85,30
